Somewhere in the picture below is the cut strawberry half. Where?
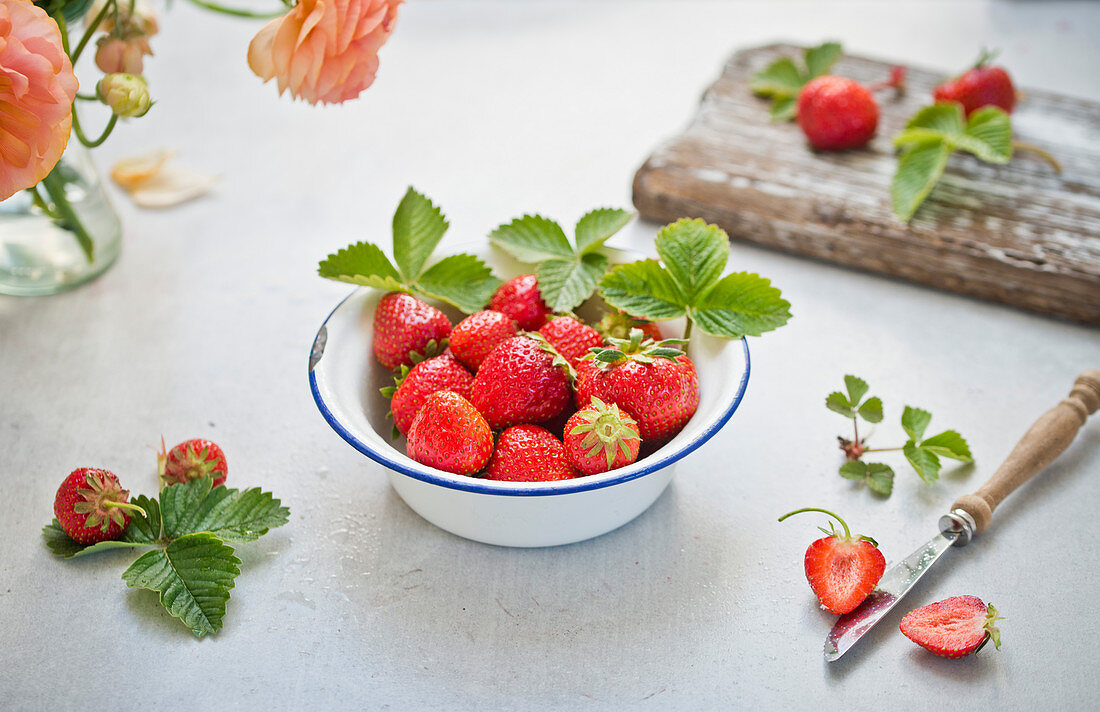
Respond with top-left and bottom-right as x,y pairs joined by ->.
778,507 -> 886,615
899,595 -> 1003,658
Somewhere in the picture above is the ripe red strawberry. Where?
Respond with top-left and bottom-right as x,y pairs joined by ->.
797,75 -> 879,151
933,51 -> 1016,116
159,438 -> 228,488
596,310 -> 662,342
575,329 -> 698,443
372,292 -> 452,372
485,424 -> 576,482
900,596 -> 1003,658
383,353 -> 474,436
54,468 -> 144,545
539,315 -> 602,368
470,335 -> 572,430
449,310 -> 517,371
564,396 -> 641,475
489,274 -> 551,331
778,507 -> 886,615
406,391 -> 493,475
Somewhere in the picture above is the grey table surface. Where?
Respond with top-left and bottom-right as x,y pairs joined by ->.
2,1 -> 1099,709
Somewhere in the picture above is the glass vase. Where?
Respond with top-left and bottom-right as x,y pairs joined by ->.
0,139 -> 122,296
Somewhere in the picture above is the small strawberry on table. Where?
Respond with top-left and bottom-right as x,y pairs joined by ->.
54,468 -> 146,545
158,437 -> 229,488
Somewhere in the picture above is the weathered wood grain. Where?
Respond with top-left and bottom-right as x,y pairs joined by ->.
633,44 -> 1100,325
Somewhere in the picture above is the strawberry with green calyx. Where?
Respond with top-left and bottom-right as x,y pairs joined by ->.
406,391 -> 494,476
449,310 -> 517,371
777,507 -> 886,615
372,292 -> 452,371
485,424 -> 576,482
751,41 -> 844,121
575,328 -> 698,443
900,596 -> 1004,658
489,274 -> 552,331
933,49 -> 1016,117
564,396 -> 641,475
54,468 -> 147,545
383,353 -> 474,437
596,310 -> 662,342
159,438 -> 229,488
471,335 -> 573,431
539,315 -> 602,369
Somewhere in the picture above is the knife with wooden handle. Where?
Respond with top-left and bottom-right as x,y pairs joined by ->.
824,370 -> 1100,662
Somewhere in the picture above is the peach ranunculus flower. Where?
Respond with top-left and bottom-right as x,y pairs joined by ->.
248,0 -> 402,105
0,0 -> 78,201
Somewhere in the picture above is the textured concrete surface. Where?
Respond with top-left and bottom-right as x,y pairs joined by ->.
2,2 -> 1098,709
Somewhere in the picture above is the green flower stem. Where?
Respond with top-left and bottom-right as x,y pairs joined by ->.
27,187 -> 61,220
76,92 -> 99,101
39,170 -> 95,263
71,0 -> 115,64
72,111 -> 119,149
864,447 -> 903,453
183,0 -> 287,19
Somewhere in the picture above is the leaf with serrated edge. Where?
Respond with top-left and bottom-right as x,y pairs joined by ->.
190,487 -> 290,543
957,106 -> 1012,164
901,406 -> 932,443
921,430 -> 973,462
317,242 -> 405,291
844,375 -> 869,405
536,253 -> 609,314
689,271 -> 792,338
804,41 -> 842,79
892,140 -> 952,222
160,477 -> 215,539
770,95 -> 797,121
865,463 -> 895,496
599,260 -> 688,320
655,218 -> 729,304
42,520 -> 154,558
826,392 -> 854,417
574,208 -> 633,256
489,215 -> 574,263
750,56 -> 805,97
839,461 -> 866,480
904,103 -> 966,138
125,494 -> 162,544
858,396 -> 884,424
904,441 -> 941,484
392,187 -> 449,281
122,533 -> 240,637
415,253 -> 502,313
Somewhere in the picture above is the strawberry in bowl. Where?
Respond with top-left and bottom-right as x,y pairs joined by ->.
310,190 -> 789,546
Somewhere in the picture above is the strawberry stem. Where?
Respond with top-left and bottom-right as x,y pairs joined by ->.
777,507 -> 852,539
103,500 -> 148,518
1012,141 -> 1063,173
682,317 -> 693,342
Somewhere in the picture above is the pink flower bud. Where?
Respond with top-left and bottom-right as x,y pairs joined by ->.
95,35 -> 151,75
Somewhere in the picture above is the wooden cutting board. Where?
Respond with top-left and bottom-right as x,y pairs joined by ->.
633,44 -> 1100,325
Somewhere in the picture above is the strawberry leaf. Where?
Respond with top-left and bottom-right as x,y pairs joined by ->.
826,391 -> 855,417
891,140 -> 952,222
317,242 -> 406,292
158,478 -> 289,544
751,42 -> 842,121
655,218 -> 729,304
858,396 -> 884,424
750,56 -> 805,97
901,406 -> 932,443
839,461 -> 894,496
957,106 -> 1013,163
489,214 -> 574,263
804,41 -> 843,79
122,533 -> 240,638
599,259 -> 689,321
921,430 -> 973,462
392,187 -> 449,281
689,272 -> 792,338
574,208 -> 633,256
536,253 -> 609,314
844,374 -> 869,405
414,253 -> 502,314
42,520 -> 154,558
904,440 -> 942,484
770,95 -> 797,121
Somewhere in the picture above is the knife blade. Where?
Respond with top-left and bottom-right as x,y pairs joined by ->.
824,370 -> 1100,662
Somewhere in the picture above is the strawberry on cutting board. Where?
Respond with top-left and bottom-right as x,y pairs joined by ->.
933,50 -> 1016,116
797,75 -> 879,151
900,595 -> 1004,658
778,507 -> 886,615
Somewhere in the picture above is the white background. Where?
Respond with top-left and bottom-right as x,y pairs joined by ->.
2,1 -> 1098,709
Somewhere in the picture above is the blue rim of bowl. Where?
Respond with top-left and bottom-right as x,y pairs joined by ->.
309,288 -> 751,497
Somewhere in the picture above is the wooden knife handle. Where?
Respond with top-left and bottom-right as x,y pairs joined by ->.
953,370 -> 1100,533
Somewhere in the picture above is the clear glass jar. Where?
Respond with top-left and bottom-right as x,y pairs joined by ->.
0,138 -> 121,296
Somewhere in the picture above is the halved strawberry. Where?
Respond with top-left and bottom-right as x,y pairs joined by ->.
778,507 -> 885,615
900,596 -> 1003,658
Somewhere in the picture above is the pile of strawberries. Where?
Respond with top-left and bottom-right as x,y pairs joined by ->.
373,274 -> 700,481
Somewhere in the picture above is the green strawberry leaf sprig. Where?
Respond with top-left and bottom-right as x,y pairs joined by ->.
318,187 -> 502,314
751,41 -> 843,120
598,218 -> 791,340
891,104 -> 1013,222
828,375 -> 973,496
43,478 -> 289,637
489,208 -> 634,313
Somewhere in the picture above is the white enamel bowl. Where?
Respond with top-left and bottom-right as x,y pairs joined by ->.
308,250 -> 750,547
